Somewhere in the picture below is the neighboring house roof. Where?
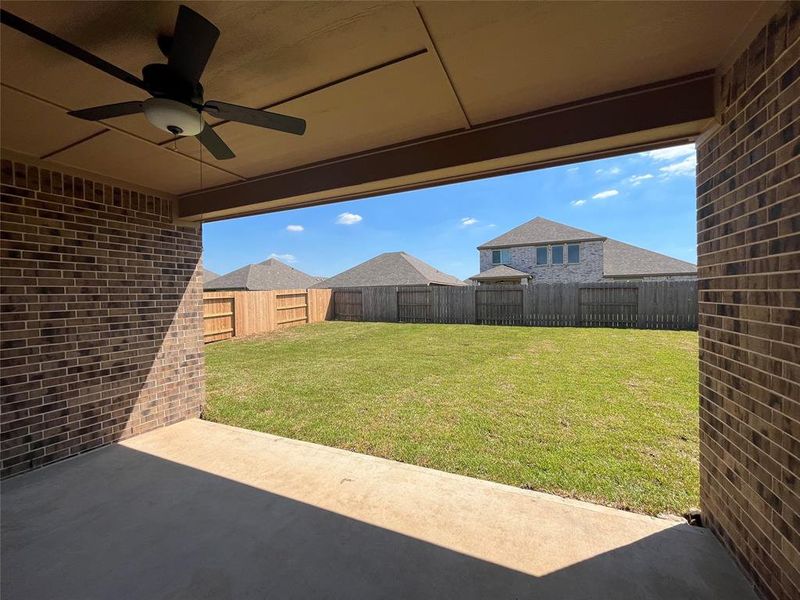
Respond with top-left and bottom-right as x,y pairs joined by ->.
469,265 -> 532,281
203,268 -> 220,282
205,258 -> 323,290
478,216 -> 605,249
313,252 -> 465,288
602,239 -> 697,277
479,216 -> 696,278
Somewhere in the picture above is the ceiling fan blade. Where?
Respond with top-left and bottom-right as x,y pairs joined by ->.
196,122 -> 235,160
68,101 -> 144,121
0,9 -> 146,91
203,101 -> 306,136
168,5 -> 219,83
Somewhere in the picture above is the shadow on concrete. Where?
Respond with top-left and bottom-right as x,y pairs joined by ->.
1,444 -> 755,600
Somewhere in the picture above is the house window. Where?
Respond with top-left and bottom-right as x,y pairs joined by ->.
551,245 -> 564,264
536,246 -> 548,265
492,249 -> 511,264
567,244 -> 580,264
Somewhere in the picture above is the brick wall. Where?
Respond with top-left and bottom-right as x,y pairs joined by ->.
479,241 -> 604,282
0,158 -> 205,478
696,3 -> 799,599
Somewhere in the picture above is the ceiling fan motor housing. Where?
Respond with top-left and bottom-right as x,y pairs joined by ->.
143,97 -> 203,136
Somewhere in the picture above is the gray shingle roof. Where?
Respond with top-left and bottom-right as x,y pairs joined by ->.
478,217 -> 604,249
205,258 -> 323,290
602,239 -> 696,277
312,252 -> 465,288
469,265 -> 531,281
203,268 -> 220,282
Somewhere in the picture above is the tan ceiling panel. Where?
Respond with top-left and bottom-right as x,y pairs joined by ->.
171,52 -> 466,179
50,130 -> 239,195
0,1 -> 426,145
0,86 -> 105,158
175,1 -> 425,108
418,1 -> 767,124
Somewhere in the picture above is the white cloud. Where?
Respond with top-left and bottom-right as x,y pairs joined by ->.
595,166 -> 621,175
628,174 -> 654,185
659,155 -> 697,177
286,224 -> 304,232
592,189 -> 619,199
268,253 -> 296,263
642,144 -> 695,161
566,166 -> 579,173
336,212 -> 362,225
570,199 -> 587,207
460,217 -> 478,227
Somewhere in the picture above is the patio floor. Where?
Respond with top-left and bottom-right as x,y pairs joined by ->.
2,419 -> 755,600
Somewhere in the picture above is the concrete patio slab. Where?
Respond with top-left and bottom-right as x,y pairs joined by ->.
2,419 -> 756,600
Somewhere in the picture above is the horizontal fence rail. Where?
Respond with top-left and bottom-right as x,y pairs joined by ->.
331,282 -> 697,330
203,288 -> 333,342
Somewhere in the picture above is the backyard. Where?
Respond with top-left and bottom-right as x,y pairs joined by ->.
204,321 -> 699,516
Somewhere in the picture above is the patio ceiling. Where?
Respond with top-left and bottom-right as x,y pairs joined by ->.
0,1 -> 777,220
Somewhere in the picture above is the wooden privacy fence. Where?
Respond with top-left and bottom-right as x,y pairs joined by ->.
203,288 -> 333,342
331,281 -> 697,330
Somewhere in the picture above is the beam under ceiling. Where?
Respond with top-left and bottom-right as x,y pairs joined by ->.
179,71 -> 716,222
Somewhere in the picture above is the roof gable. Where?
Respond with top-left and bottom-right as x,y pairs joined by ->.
205,259 -> 321,290
478,217 -> 604,249
469,265 -> 531,280
313,252 -> 464,288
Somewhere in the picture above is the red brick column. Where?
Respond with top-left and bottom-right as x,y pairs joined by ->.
696,3 -> 799,599
1,159 -> 205,478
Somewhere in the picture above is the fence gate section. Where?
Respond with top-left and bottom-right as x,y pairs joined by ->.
275,291 -> 309,328
476,286 -> 524,325
579,286 -> 638,327
334,289 -> 363,321
203,295 -> 235,342
397,288 -> 432,322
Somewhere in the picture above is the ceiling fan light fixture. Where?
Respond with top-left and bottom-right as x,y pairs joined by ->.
143,97 -> 203,136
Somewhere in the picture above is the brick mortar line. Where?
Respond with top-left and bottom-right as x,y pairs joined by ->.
697,108 -> 799,182
697,250 -> 800,271
696,173 -> 799,219
699,362 -> 800,434
697,196 -> 799,239
697,443 -> 791,547
697,331 -> 799,372
703,87 -> 799,178
698,384 -> 799,460
697,438 -> 784,546
719,33 -> 799,113
697,452 -> 795,595
699,320 -> 797,351
696,144 -> 799,205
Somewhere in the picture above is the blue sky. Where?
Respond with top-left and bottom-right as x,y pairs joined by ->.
203,143 -> 697,280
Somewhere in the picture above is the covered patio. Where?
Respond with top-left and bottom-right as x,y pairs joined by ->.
1,1 -> 797,599
2,419 -> 756,600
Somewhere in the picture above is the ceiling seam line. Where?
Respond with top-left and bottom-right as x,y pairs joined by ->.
39,130 -> 111,160
412,3 -> 472,129
0,82 -> 247,181
158,48 -> 430,145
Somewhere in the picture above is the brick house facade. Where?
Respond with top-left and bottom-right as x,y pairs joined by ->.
475,217 -> 697,284
478,240 -> 605,283
0,159 -> 205,478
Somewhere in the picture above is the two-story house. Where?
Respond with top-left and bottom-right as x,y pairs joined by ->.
470,217 -> 696,284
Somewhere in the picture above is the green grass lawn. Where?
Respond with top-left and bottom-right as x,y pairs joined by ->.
204,321 -> 699,516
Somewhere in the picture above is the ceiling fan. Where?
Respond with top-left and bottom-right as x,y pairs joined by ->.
0,5 -> 306,160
